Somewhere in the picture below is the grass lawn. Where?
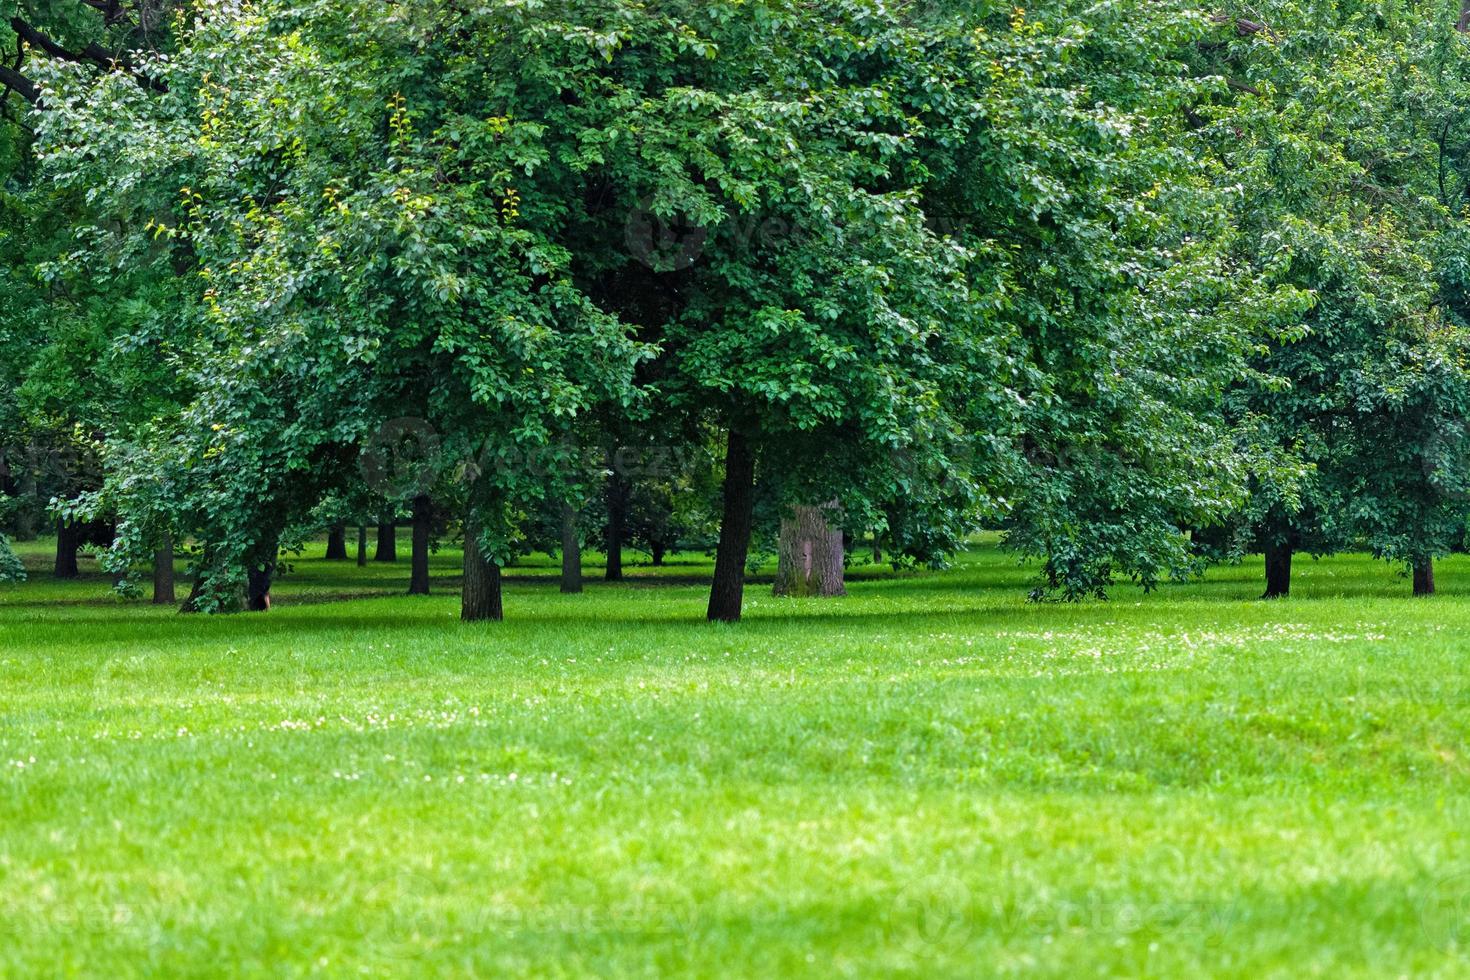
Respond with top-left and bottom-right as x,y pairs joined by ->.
1,536 -> 1468,977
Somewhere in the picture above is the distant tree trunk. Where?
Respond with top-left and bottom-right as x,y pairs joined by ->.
872,535 -> 883,565
152,533 -> 175,606
409,495 -> 432,595
650,540 -> 667,567
773,503 -> 846,598
605,473 -> 626,582
54,518 -> 80,579
1263,543 -> 1292,599
356,525 -> 368,567
375,520 -> 397,562
325,524 -> 348,561
1414,558 -> 1436,596
560,502 -> 582,594
14,467 -> 38,540
461,512 -> 503,622
707,429 -> 756,623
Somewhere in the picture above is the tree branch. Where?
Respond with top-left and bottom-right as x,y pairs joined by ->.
0,63 -> 39,104
10,16 -> 165,92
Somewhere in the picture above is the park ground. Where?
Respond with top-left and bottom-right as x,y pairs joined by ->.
1,537 -> 1469,977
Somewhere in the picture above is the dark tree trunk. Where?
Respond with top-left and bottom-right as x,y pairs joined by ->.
356,525 -> 368,567
152,533 -> 175,606
13,467 -> 38,540
873,536 -> 883,565
325,524 -> 348,561
560,502 -> 582,594
375,520 -> 397,562
1414,558 -> 1436,596
245,537 -> 279,612
605,473 -> 626,582
650,541 -> 667,567
774,502 -> 846,598
409,495 -> 432,595
1263,543 -> 1292,599
707,429 -> 756,623
245,565 -> 273,611
461,512 -> 503,622
54,518 -> 80,579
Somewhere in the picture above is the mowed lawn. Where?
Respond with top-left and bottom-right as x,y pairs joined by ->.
1,537 -> 1468,978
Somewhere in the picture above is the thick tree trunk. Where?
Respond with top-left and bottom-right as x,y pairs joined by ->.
409,495 -> 432,595
1414,558 -> 1436,596
774,503 -> 847,598
54,518 -> 80,579
707,429 -> 756,623
356,525 -> 368,567
650,541 -> 667,567
152,533 -> 175,606
375,520 -> 397,562
461,513 -> 503,622
325,524 -> 348,561
245,537 -> 279,612
560,502 -> 583,594
605,473 -> 626,582
1263,542 -> 1292,599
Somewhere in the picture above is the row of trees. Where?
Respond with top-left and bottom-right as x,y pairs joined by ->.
5,1 -> 1470,617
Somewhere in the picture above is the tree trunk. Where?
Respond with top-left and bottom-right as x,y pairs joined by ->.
14,466 -> 37,540
650,541 -> 667,567
1263,542 -> 1292,599
707,429 -> 756,623
560,502 -> 582,594
873,536 -> 883,565
773,502 -> 846,598
152,533 -> 175,606
356,525 -> 368,567
1414,558 -> 1436,596
180,548 -> 242,614
461,512 -> 503,622
409,495 -> 432,595
245,537 -> 279,612
54,518 -> 80,579
375,520 -> 397,562
325,524 -> 348,561
605,473 -> 625,582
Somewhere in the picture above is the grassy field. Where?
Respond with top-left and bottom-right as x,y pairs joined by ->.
1,536 -> 1468,977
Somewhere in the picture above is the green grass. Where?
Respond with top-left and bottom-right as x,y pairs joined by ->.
1,535 -> 1468,977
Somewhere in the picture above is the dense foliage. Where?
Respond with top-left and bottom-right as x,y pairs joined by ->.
5,0 -> 1470,614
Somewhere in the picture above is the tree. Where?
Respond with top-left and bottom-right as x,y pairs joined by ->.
1195,1 -> 1470,597
34,0 -> 652,615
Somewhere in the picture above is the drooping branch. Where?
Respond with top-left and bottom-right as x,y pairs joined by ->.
1210,13 -> 1269,37
0,63 -> 39,104
9,15 -> 166,92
